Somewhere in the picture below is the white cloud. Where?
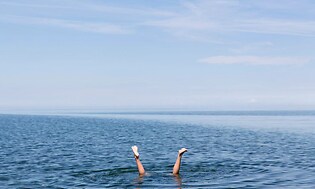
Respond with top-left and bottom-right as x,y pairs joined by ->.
146,17 -> 215,30
85,3 -> 176,17
229,42 -> 274,54
0,1 -> 175,17
199,56 -> 311,65
146,0 -> 315,37
0,1 -> 172,35
2,0 -> 315,37
1,16 -> 130,34
0,1 -> 70,9
233,19 -> 315,37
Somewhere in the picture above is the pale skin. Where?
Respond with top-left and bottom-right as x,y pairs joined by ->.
131,146 -> 145,175
172,148 -> 188,174
131,146 -> 187,175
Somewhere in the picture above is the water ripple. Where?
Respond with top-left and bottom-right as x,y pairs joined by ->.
1,114 -> 315,188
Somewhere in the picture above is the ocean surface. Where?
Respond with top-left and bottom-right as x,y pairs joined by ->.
1,111 -> 315,188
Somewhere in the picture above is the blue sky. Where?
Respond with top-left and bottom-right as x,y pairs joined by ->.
1,0 -> 315,110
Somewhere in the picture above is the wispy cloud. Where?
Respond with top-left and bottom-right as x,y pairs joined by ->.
0,1 -> 75,9
146,0 -> 315,37
84,3 -> 176,17
229,42 -> 274,54
233,19 -> 315,37
2,0 -> 315,38
199,56 -> 311,65
0,1 -> 176,17
0,1 -> 172,35
146,17 -> 215,30
1,16 -> 130,34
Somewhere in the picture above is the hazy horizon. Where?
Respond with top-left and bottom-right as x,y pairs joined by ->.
1,106 -> 315,116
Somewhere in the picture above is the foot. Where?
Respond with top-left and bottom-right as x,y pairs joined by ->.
132,146 -> 140,158
178,148 -> 187,156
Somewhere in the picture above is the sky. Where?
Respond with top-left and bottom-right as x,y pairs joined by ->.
1,0 -> 315,111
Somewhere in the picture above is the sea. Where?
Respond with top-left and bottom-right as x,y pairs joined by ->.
1,111 -> 315,188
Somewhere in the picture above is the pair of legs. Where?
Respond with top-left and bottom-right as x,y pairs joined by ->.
131,146 -> 187,175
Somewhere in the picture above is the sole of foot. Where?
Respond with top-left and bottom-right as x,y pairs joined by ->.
179,148 -> 188,156
132,145 -> 139,158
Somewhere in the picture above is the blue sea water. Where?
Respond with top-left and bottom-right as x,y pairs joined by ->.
1,111 -> 315,188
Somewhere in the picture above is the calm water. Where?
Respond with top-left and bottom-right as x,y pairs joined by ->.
1,112 -> 315,188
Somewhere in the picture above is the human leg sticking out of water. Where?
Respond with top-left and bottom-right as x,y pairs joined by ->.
172,148 -> 188,175
131,146 -> 187,175
132,146 -> 145,175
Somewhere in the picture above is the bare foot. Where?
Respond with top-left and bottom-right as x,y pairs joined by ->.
132,145 -> 139,158
178,148 -> 187,156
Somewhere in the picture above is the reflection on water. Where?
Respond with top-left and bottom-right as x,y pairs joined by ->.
134,174 -> 144,188
173,174 -> 182,188
133,173 -> 183,189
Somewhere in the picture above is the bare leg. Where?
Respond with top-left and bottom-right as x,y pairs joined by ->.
132,146 -> 145,175
172,148 -> 187,175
